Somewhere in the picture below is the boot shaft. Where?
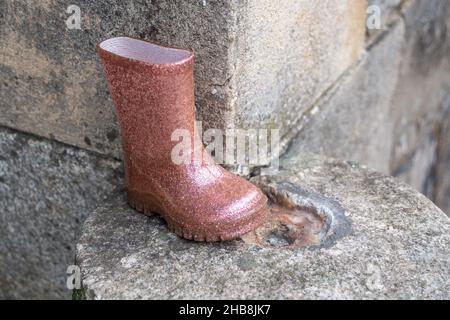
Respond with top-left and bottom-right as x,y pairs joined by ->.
97,37 -> 196,164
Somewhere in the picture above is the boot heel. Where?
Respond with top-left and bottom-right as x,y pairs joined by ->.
127,190 -> 162,217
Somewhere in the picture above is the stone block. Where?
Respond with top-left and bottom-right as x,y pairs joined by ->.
389,0 -> 450,176
392,131 -> 437,200
76,154 -> 450,299
0,127 -> 123,299
284,0 -> 450,206
0,0 -> 236,158
392,101 -> 450,216
284,19 -> 405,174
0,0 -> 367,159
434,102 -> 450,214
232,0 -> 367,146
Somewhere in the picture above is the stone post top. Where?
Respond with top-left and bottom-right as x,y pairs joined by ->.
76,154 -> 449,300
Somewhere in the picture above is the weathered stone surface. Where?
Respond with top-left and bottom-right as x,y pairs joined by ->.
284,19 -> 405,174
434,102 -> 450,214
284,0 -> 450,215
0,0 -> 237,158
0,127 -> 123,299
387,0 -> 450,214
393,131 -> 437,201
389,0 -> 450,185
0,0 -> 366,159
77,154 -> 449,299
232,0 -> 367,146
394,104 -> 450,216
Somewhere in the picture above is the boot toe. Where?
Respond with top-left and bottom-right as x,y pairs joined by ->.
199,180 -> 269,240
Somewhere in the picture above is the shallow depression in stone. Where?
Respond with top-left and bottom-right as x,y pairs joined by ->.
241,199 -> 327,248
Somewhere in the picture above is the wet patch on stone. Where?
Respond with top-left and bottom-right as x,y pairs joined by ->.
242,181 -> 352,249
241,201 -> 325,248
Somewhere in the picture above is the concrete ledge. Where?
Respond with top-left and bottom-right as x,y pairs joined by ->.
76,154 -> 449,299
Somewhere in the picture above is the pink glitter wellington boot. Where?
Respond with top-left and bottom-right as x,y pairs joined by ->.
97,37 -> 268,241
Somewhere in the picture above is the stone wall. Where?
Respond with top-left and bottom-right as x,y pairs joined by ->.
1,0 -> 367,157
0,0 -> 449,298
0,127 -> 122,299
287,0 -> 450,212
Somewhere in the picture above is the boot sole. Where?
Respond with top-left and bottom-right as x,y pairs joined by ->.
128,191 -> 268,242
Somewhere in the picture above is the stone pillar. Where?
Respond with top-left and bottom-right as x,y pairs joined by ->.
76,154 -> 449,299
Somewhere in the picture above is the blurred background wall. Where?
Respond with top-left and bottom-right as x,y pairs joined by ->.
0,0 -> 449,299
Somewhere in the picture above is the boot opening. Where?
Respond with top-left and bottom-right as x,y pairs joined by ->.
98,37 -> 192,65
